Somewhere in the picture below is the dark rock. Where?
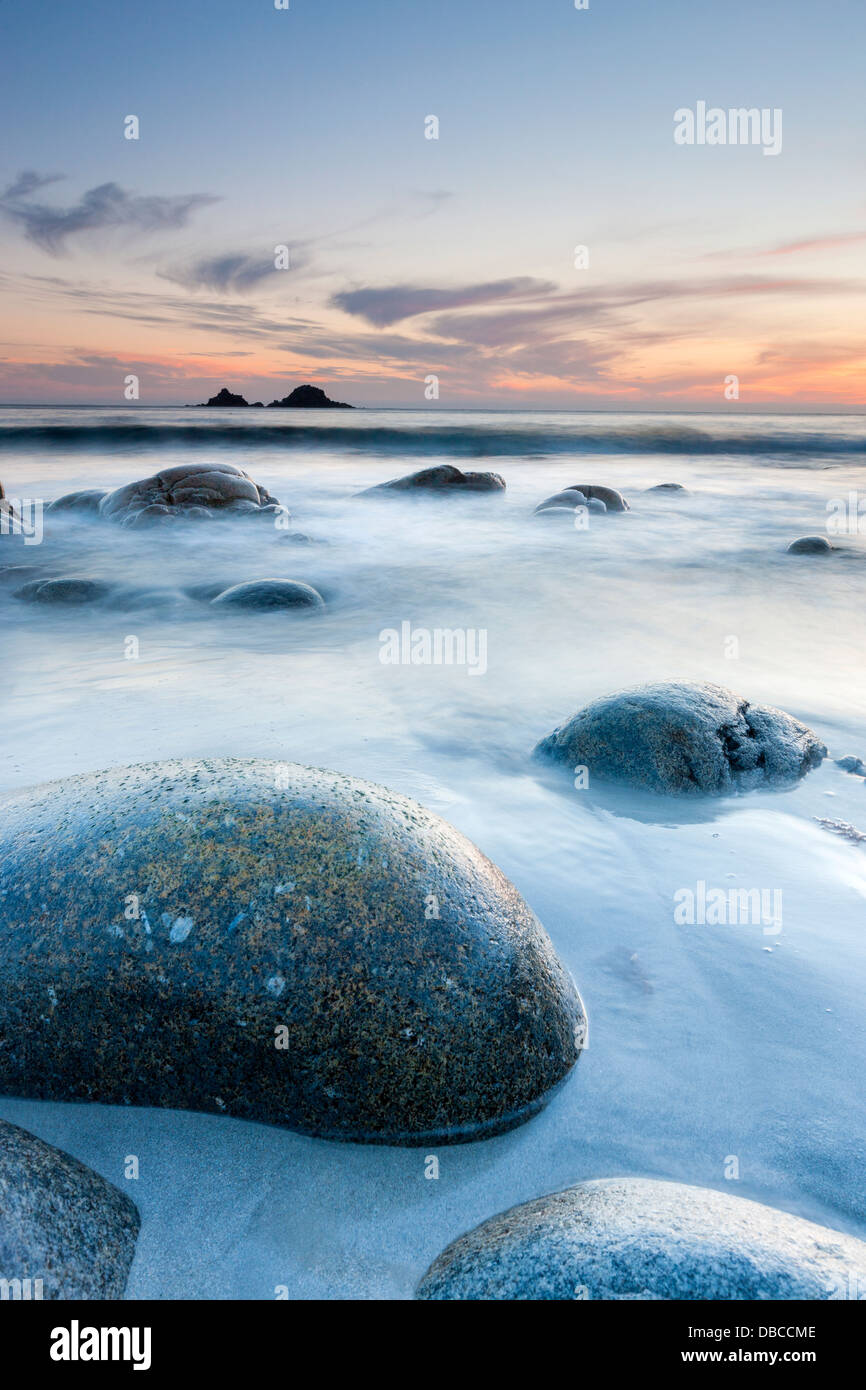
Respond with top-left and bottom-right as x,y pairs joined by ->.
836,756 -> 866,775
646,483 -> 689,494
0,759 -> 585,1144
357,465 -> 506,497
14,577 -> 113,606
211,579 -> 325,611
46,490 -> 108,514
98,463 -> 284,526
567,484 -> 629,511
267,384 -> 353,409
787,536 -> 833,555
198,387 -> 250,407
0,1118 -> 140,1300
416,1178 -> 866,1300
535,681 -> 826,796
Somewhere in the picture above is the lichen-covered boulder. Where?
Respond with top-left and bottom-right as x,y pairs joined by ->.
535,681 -> 826,796
0,1119 -> 139,1300
416,1178 -> 866,1300
357,465 -> 505,496
98,463 -> 284,525
211,579 -> 325,611
0,759 -> 585,1145
787,536 -> 833,555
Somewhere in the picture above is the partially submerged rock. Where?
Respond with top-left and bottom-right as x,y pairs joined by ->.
535,681 -> 826,796
357,465 -> 505,497
567,484 -> 628,512
211,578 -> 325,610
534,490 -> 587,514
416,1178 -> 866,1300
268,384 -> 353,409
15,577 -> 113,606
646,483 -> 688,494
198,387 -> 250,407
98,463 -> 284,526
787,535 -> 833,555
47,490 -> 108,514
0,1118 -> 139,1300
836,755 -> 865,775
0,759 -> 585,1144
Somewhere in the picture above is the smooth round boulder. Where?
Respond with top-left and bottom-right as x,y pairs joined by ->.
567,484 -> 628,511
98,462 -> 284,525
645,482 -> 688,495
0,1119 -> 140,1300
787,535 -> 833,555
0,759 -> 585,1144
14,577 -> 113,606
534,680 -> 826,796
357,465 -> 505,496
533,490 -> 588,514
47,489 -> 108,514
211,579 -> 325,611
416,1178 -> 866,1300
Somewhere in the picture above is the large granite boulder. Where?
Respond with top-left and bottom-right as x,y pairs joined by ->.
357,465 -> 505,497
0,1119 -> 139,1300
535,681 -> 826,796
416,1178 -> 866,1300
98,463 -> 284,526
0,760 -> 585,1145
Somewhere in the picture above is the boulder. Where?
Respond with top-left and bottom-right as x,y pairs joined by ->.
14,577 -> 113,606
0,1118 -> 139,1300
46,490 -> 108,514
535,681 -> 826,796
416,1178 -> 866,1300
98,463 -> 284,526
787,536 -> 833,555
267,385 -> 353,409
836,756 -> 865,775
211,579 -> 325,611
645,483 -> 688,494
533,490 -> 588,514
357,465 -> 505,497
0,759 -> 585,1145
566,484 -> 629,512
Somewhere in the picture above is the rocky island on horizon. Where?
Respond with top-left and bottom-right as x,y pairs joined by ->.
194,384 -> 354,409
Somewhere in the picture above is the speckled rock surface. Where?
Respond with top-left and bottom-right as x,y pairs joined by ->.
566,484 -> 629,511
535,681 -> 826,796
14,577 -> 114,606
98,462 -> 284,525
0,759 -> 585,1144
357,465 -> 506,496
787,535 -> 833,555
416,1178 -> 866,1300
0,1119 -> 139,1300
211,579 -> 325,610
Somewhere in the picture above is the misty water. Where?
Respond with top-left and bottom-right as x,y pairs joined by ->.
2,408 -> 865,1297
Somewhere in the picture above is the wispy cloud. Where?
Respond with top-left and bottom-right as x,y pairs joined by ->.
160,249 -> 311,294
332,277 -> 556,327
0,172 -> 218,253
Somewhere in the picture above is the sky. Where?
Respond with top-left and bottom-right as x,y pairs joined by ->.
0,0 -> 864,409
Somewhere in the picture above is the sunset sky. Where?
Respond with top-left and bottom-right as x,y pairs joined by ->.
1,0 -> 864,409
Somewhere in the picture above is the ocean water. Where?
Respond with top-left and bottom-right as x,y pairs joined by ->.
2,407 -> 866,1299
